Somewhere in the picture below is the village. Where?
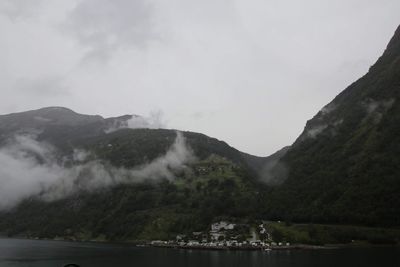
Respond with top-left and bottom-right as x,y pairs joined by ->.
149,221 -> 300,251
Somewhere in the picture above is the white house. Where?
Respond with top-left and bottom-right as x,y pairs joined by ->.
210,221 -> 235,232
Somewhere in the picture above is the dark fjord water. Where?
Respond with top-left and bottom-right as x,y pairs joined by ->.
0,238 -> 399,267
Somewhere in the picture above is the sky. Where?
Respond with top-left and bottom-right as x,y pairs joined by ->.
0,0 -> 399,156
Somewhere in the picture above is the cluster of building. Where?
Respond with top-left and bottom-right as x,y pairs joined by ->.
150,239 -> 291,250
149,221 -> 291,250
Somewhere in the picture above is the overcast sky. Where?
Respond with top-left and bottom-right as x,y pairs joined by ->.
0,0 -> 399,156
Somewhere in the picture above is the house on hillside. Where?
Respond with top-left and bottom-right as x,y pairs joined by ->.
211,221 -> 235,232
209,221 -> 236,241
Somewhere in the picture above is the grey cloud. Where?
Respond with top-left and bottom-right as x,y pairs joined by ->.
13,76 -> 70,97
1,0 -> 400,156
0,131 -> 194,210
190,111 -> 218,120
0,0 -> 45,21
63,0 -> 156,62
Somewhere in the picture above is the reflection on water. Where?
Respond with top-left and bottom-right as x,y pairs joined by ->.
0,238 -> 399,267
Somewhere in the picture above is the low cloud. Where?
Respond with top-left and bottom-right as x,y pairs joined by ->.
126,110 -> 166,129
306,124 -> 328,139
0,131 -> 194,210
257,147 -> 290,186
320,103 -> 336,116
362,98 -> 396,124
364,99 -> 380,114
300,103 -> 344,140
259,160 -> 289,186
105,110 -> 166,133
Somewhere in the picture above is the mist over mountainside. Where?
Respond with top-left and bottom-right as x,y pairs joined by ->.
0,107 -> 163,148
0,25 -> 399,241
0,106 -> 268,205
0,107 -> 271,240
263,25 -> 400,226
0,106 -> 266,169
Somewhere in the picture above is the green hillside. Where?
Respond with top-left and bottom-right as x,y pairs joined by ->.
263,25 -> 400,226
0,152 -> 267,241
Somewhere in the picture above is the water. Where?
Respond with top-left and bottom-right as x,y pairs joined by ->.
0,238 -> 399,267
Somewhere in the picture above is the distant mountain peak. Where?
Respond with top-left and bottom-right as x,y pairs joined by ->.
386,24 -> 400,52
37,106 -> 76,112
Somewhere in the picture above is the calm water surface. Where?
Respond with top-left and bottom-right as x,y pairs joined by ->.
0,238 -> 399,267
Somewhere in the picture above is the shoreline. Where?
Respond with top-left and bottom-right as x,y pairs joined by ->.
150,243 -> 331,251
1,236 -> 398,252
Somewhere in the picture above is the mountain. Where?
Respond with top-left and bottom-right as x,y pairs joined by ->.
0,106 -> 265,170
0,107 -> 269,241
0,107 -> 103,128
263,25 -> 400,226
0,25 -> 399,241
0,107 -> 136,148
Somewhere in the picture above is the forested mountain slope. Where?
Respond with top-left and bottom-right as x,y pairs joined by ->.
264,25 -> 400,226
